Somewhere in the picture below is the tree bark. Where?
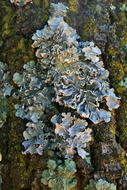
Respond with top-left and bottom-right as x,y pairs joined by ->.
0,0 -> 127,189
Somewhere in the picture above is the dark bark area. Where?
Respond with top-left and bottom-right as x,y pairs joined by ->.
0,0 -> 127,189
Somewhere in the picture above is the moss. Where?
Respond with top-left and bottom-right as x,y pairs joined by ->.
82,18 -> 98,40
117,12 -> 127,48
117,99 -> 127,150
108,45 -> 119,56
34,0 -> 41,6
17,38 -> 25,50
2,2 -> 15,38
109,61 -> 125,82
44,0 -> 49,9
69,0 -> 78,13
120,151 -> 127,172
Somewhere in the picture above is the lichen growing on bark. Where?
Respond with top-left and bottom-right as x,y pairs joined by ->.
32,3 -> 120,125
51,112 -> 92,161
84,179 -> 116,190
0,61 -> 13,127
41,158 -> 77,190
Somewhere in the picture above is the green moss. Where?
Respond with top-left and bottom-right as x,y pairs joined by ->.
69,0 -> 78,13
34,0 -> 41,6
117,100 -> 127,150
2,2 -> 15,38
82,18 -> 98,40
109,61 -> 125,82
120,151 -> 127,172
44,0 -> 49,9
117,12 -> 127,48
17,38 -> 26,51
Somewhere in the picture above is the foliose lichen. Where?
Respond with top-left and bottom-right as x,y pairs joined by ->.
119,77 -> 127,88
41,158 -> 77,190
12,2 -> 120,159
13,61 -> 54,155
84,179 -> 116,190
32,3 -> 120,125
51,113 -> 92,161
0,61 -> 13,127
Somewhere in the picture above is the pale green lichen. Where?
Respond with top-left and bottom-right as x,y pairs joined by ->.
41,159 -> 77,190
0,61 -> 13,127
84,179 -> 116,190
119,77 -> 127,88
13,61 -> 54,155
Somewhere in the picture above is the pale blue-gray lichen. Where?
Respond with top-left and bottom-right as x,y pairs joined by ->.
84,179 -> 116,190
119,77 -> 127,88
12,3 -> 120,157
41,158 -> 77,190
13,61 -> 54,155
0,61 -> 13,127
32,3 -> 120,125
51,113 -> 92,161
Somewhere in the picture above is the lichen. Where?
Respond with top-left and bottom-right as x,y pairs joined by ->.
51,113 -> 92,161
0,61 -> 13,127
10,0 -> 32,6
69,0 -> 78,13
13,61 -> 54,154
119,77 -> 127,88
41,158 -> 77,190
84,179 -> 116,190
32,3 -> 120,124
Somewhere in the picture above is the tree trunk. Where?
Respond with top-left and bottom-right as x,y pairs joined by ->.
0,0 -> 127,189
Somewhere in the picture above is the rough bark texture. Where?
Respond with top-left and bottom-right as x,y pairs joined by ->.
0,0 -> 127,190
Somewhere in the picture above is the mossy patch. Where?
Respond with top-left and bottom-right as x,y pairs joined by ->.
69,0 -> 78,13
82,18 -> 98,40
2,2 -> 15,38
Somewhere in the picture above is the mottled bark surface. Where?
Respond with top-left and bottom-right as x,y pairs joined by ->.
0,0 -> 127,189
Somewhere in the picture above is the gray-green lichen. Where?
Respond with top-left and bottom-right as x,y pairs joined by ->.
41,158 -> 77,190
51,113 -> 92,161
32,3 -> 120,124
13,61 -> 54,155
84,179 -> 116,190
119,77 -> 127,88
0,61 -> 13,127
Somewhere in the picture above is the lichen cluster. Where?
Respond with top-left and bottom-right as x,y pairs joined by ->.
11,3 -> 120,162
51,113 -> 92,160
13,61 -> 54,155
10,0 -> 32,6
84,179 -> 116,190
0,61 -> 12,127
32,3 -> 120,124
41,158 -> 77,190
8,3 -> 121,182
